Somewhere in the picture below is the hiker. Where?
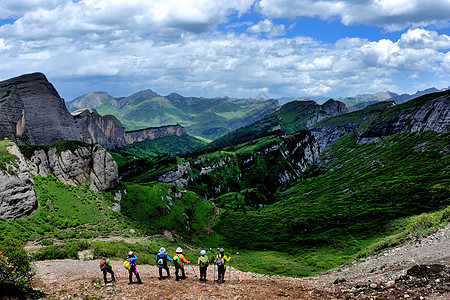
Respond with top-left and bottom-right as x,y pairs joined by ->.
198,250 -> 209,282
173,247 -> 190,281
155,247 -> 173,280
215,248 -> 231,284
100,253 -> 115,285
126,251 -> 143,284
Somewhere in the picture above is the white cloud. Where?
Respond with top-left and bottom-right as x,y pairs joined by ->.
247,19 -> 285,38
258,0 -> 450,31
0,0 -> 255,41
398,28 -> 450,49
0,1 -> 449,100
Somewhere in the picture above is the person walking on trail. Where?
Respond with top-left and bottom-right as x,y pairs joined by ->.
155,247 -> 173,280
198,250 -> 209,282
126,251 -> 143,284
215,248 -> 231,284
100,253 -> 115,285
173,247 -> 190,281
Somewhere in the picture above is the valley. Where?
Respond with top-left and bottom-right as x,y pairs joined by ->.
0,73 -> 449,299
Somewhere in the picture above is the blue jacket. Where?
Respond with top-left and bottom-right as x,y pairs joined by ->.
156,252 -> 173,264
127,254 -> 138,265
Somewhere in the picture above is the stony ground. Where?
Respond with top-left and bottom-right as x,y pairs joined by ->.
31,225 -> 450,299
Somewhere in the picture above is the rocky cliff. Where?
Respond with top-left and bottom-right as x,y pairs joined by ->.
0,73 -> 81,145
310,101 -> 396,151
28,143 -> 119,193
0,140 -> 119,220
310,91 -> 450,150
72,108 -> 128,149
356,91 -> 450,144
0,142 -> 37,220
158,131 -> 319,199
125,124 -> 187,144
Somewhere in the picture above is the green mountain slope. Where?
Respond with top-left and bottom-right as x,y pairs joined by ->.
205,99 -> 347,151
116,134 -> 207,158
213,131 -> 450,268
67,91 -> 278,141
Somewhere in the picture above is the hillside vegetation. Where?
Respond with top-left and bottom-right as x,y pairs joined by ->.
0,91 -> 449,293
214,131 -> 450,273
204,99 -> 346,151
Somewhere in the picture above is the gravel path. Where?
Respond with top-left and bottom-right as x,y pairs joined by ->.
31,225 -> 450,299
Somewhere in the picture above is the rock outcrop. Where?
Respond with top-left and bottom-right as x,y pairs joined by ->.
310,101 -> 396,151
356,91 -> 450,144
0,140 -> 119,220
125,125 -> 187,144
72,108 -> 128,149
0,143 -> 37,220
0,73 -> 81,145
158,131 -> 319,198
28,143 -> 119,193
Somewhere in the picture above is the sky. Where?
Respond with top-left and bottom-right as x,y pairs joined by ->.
0,0 -> 450,101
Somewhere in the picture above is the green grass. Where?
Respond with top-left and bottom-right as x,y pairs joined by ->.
0,175 -> 128,243
119,181 -> 214,235
213,131 -> 450,274
0,138 -> 18,173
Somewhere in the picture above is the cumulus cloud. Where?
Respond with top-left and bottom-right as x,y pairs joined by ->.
0,0 -> 449,99
247,19 -> 286,38
0,0 -> 255,41
258,0 -> 450,31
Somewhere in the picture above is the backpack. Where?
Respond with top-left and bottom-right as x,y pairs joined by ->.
100,259 -> 107,270
173,255 -> 181,267
123,259 -> 131,270
199,256 -> 209,267
156,256 -> 165,267
216,256 -> 224,267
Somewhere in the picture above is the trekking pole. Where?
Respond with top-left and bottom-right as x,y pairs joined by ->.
213,264 -> 216,285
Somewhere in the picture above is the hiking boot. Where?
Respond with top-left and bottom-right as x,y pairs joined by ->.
137,281 -> 143,284
158,277 -> 163,280
175,278 -> 179,281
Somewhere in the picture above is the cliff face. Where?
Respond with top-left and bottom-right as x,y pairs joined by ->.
29,143 -> 119,193
0,143 -> 37,220
310,91 -> 450,151
72,108 -> 128,149
0,73 -> 81,145
158,131 -> 319,199
356,92 -> 450,144
125,125 -> 187,144
0,141 -> 119,220
310,101 -> 397,151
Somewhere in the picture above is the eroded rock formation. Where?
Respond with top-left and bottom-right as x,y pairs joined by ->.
0,143 -> 37,220
0,73 -> 80,145
0,141 -> 119,220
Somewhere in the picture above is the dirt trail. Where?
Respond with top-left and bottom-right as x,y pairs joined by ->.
31,225 -> 450,299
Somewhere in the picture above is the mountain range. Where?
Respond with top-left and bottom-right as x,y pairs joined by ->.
0,72 -> 449,294
277,86 -> 449,109
67,90 -> 278,141
0,73 -> 188,150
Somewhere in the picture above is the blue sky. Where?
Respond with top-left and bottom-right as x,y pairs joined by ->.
0,0 -> 449,101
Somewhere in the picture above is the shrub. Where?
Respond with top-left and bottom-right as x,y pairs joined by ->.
0,238 -> 37,298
